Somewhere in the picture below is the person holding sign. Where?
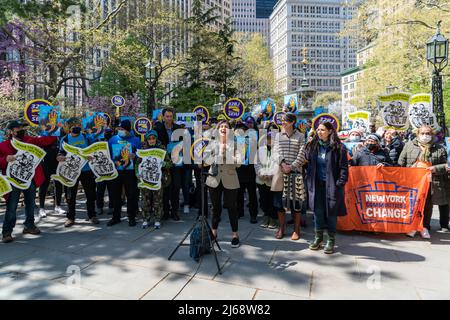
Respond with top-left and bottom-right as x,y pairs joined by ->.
57,118 -> 100,227
0,120 -> 57,243
305,122 -> 349,254
398,125 -> 450,237
136,130 -> 172,229
107,119 -> 142,227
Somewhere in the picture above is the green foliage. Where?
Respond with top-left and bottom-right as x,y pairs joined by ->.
170,85 -> 217,113
312,93 -> 341,108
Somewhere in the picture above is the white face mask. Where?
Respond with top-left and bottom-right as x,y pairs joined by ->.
418,134 -> 432,144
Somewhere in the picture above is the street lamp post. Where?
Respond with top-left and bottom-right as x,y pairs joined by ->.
145,60 -> 156,117
426,21 -> 449,136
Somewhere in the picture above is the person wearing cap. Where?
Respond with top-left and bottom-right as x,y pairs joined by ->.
136,130 -> 172,229
57,117 -> 100,227
38,118 -> 65,220
95,127 -> 114,215
154,108 -> 183,221
0,120 -> 57,243
351,133 -> 393,167
107,119 -> 142,227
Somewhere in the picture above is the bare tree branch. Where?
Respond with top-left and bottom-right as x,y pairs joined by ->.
386,20 -> 435,29
93,0 -> 127,31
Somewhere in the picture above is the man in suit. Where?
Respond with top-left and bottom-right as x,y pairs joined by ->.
154,108 -> 182,220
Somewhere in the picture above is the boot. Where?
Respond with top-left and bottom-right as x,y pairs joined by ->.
291,212 -> 301,240
324,233 -> 335,254
275,212 -> 285,239
309,230 -> 324,250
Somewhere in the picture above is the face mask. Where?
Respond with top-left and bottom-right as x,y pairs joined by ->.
349,136 -> 361,142
118,130 -> 128,138
71,127 -> 82,135
15,130 -> 25,139
419,134 -> 432,144
367,143 -> 377,151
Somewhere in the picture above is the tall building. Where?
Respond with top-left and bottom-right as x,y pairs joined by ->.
232,0 -> 277,43
269,0 -> 357,95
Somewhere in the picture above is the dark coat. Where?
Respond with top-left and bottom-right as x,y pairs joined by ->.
153,121 -> 181,147
305,143 -> 349,217
383,136 -> 404,165
398,139 -> 450,205
351,146 -> 393,167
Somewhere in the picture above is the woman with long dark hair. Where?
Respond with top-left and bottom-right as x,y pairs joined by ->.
305,122 -> 349,254
205,120 -> 241,248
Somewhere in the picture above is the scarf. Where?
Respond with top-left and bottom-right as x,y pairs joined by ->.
417,140 -> 432,162
318,139 -> 330,148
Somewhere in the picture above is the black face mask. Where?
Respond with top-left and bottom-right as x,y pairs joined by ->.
15,130 -> 26,140
71,127 -> 82,135
367,143 -> 377,151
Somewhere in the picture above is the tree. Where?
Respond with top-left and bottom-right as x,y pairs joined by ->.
233,33 -> 275,107
90,1 -> 186,115
0,0 -> 126,101
0,74 -> 24,124
312,92 -> 342,108
169,85 -> 217,113
344,0 -> 450,125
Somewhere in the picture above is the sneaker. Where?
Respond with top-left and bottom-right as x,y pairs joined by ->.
23,226 -> 41,235
128,219 -> 137,227
437,227 -> 450,233
260,217 -> 270,228
268,219 -> 278,229
420,228 -> 431,239
183,205 -> 189,214
406,230 -> 416,238
90,217 -> 100,225
231,237 -> 240,248
34,214 -> 41,224
2,234 -> 14,243
154,221 -> 161,229
39,208 -> 47,218
107,218 -> 121,226
54,206 -> 66,215
142,221 -> 149,229
64,219 -> 75,228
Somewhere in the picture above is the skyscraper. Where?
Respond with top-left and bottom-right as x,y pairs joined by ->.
269,0 -> 357,94
232,0 -> 277,43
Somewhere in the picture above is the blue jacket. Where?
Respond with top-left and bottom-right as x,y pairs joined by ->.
108,132 -> 142,171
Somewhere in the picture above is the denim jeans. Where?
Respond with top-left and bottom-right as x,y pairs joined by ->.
2,182 -> 37,236
314,180 -> 337,234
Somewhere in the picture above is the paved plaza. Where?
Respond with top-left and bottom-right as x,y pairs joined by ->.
1,194 -> 450,300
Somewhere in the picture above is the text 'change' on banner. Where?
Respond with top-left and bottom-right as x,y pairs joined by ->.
338,166 -> 430,233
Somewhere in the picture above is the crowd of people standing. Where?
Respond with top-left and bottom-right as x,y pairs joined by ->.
1,108 -> 449,255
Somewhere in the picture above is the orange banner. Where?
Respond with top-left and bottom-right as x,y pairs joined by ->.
337,167 -> 430,233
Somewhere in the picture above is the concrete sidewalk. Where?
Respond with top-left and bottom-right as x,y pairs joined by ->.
0,196 -> 449,300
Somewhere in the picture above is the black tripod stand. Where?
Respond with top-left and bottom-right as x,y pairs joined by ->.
168,167 -> 222,274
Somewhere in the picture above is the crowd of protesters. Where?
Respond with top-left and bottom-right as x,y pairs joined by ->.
0,107 -> 449,255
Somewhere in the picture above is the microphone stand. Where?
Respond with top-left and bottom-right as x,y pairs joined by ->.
168,164 -> 222,274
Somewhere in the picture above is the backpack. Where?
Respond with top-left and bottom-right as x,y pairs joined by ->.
189,225 -> 212,262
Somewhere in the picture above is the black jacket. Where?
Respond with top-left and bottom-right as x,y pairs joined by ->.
383,137 -> 404,165
351,146 -> 393,167
153,121 -> 182,147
